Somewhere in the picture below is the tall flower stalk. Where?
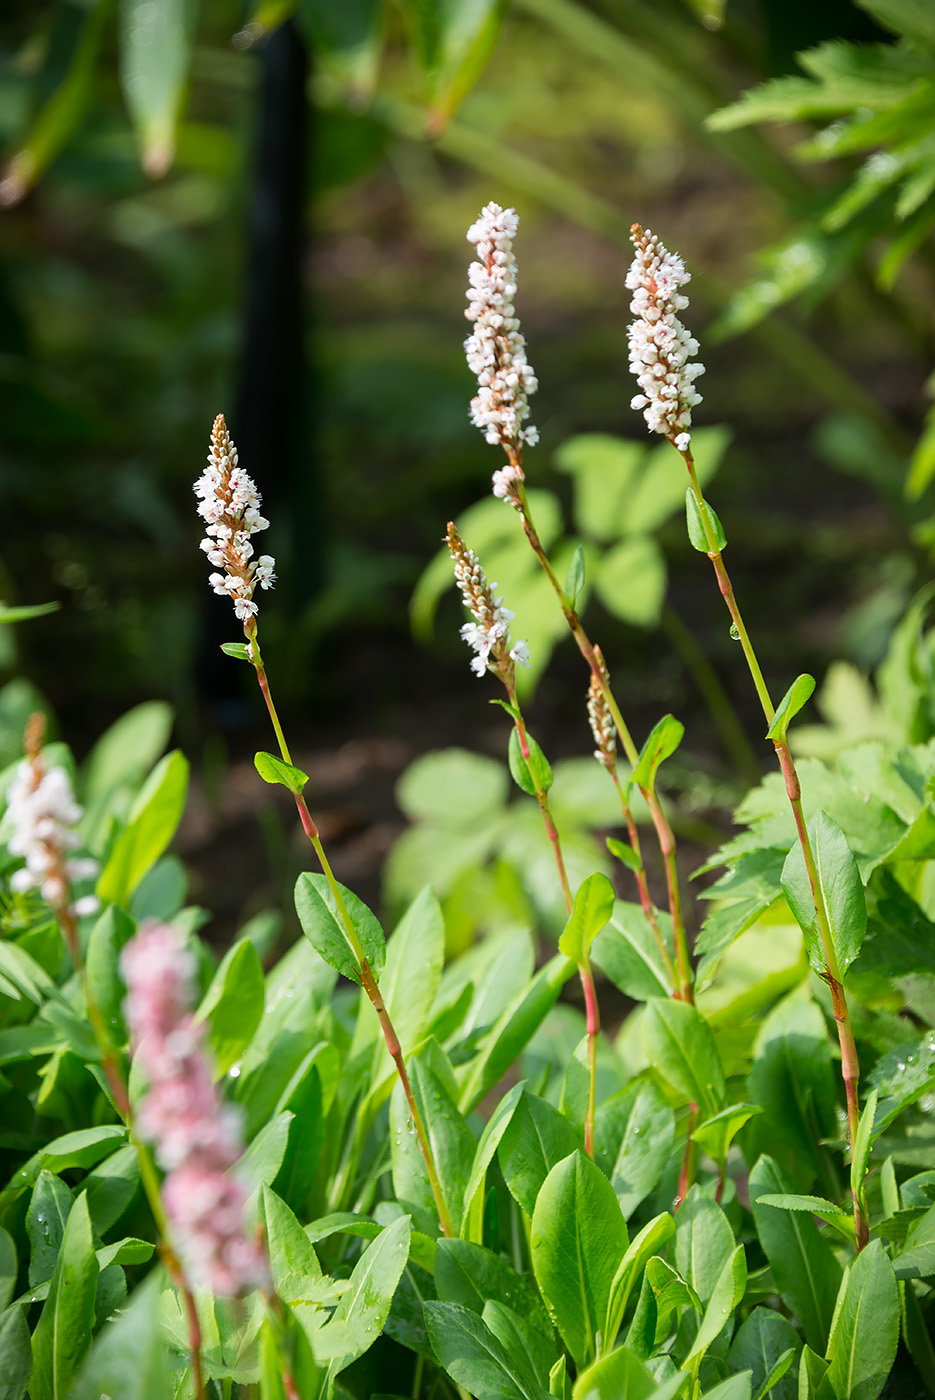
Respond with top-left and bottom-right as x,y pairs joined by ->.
446,522 -> 613,1154
463,203 -> 694,1004
626,222 -> 868,1249
6,719 -> 210,1394
197,415 -> 454,1238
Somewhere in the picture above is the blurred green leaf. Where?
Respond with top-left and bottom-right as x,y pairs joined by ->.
30,1192 -> 98,1400
97,750 -> 189,909
119,0 -> 196,177
195,938 -> 265,1077
631,714 -> 684,792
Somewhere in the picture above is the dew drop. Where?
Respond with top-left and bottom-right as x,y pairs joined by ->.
729,623 -> 741,641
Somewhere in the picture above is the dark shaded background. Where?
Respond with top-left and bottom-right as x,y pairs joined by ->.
1,0 -> 932,936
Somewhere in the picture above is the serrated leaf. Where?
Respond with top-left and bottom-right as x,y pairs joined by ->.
254,751 -> 309,794
766,674 -> 816,742
558,873 -> 615,964
686,490 -> 727,553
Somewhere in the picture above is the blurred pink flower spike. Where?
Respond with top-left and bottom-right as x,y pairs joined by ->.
121,922 -> 268,1296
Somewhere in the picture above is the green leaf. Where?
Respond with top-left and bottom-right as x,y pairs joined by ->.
400,0 -> 508,128
531,1150 -> 627,1370
314,1215 -> 411,1370
749,1156 -> 842,1352
396,747 -> 509,829
359,885 -> 445,1079
558,874 -> 615,964
97,750 -> 189,909
254,751 -> 309,794
195,938 -> 265,1077
604,1212 -> 676,1348
728,1308 -> 800,1400
781,811 -> 866,978
458,954 -> 576,1113
755,1195 -> 854,1242
675,1185 -> 736,1305
855,0 -> 935,45
606,838 -> 642,874
508,727 -> 554,797
646,1256 -> 702,1334
0,1304 -> 31,1400
592,902 -> 676,1001
220,642 -> 252,661
826,1240 -> 899,1400
850,1089 -> 879,1208
642,997 -> 726,1118
685,490 -> 727,553
82,700 -> 174,803
260,1185 -> 322,1301
235,1111 -> 295,1196
571,1346 -> 661,1400
594,1079 -> 675,1220
555,434 -> 648,542
294,872 -> 385,985
69,1268 -> 169,1399
628,426 -> 731,534
435,1239 -> 552,1340
594,536 -> 667,629
84,1146 -> 140,1238
0,1229 -> 15,1313
631,715 -> 684,792
798,1346 -> 832,1399
893,1202 -> 935,1278
462,1083 -> 525,1234
766,675 -> 817,743
391,1057 -> 475,1234
565,546 -> 586,608
118,0 -> 195,177
423,1300 -> 548,1400
299,0 -> 382,99
685,1244 -> 747,1364
0,601 -> 59,624
27,1171 -> 73,1286
746,997 -> 838,1188
693,1105 -> 763,1166
498,1090 -> 580,1217
29,1192 -> 98,1400
482,1299 -> 557,1393
85,906 -> 137,1036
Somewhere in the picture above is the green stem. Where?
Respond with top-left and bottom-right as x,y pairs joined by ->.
513,488 -> 695,1003
246,624 -> 454,1237
509,684 -> 600,1154
678,442 -> 867,1249
610,771 -> 679,990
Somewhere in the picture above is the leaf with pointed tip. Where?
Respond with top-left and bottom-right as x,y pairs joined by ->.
781,810 -> 866,978
498,1090 -> 580,1217
685,1244 -> 747,1364
631,715 -> 684,792
509,727 -> 554,797
826,1240 -> 898,1400
766,674 -> 816,743
558,873 -> 615,964
642,998 -> 726,1118
314,1215 -> 411,1370
531,1150 -> 627,1370
686,490 -> 727,553
294,872 -> 385,985
29,1193 -> 98,1400
254,751 -> 309,794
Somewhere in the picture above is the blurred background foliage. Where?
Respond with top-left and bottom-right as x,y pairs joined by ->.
1,0 -> 934,928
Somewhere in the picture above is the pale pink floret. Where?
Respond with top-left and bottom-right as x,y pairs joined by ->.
464,203 -> 538,497
194,415 -> 276,625
121,922 -> 268,1295
626,225 -> 704,446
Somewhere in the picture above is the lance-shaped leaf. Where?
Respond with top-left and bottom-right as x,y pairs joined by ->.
119,0 -> 196,177
604,1211 -> 676,1349
294,872 -> 385,984
254,751 -> 309,794
594,1078 -> 675,1220
826,1240 -> 898,1400
631,715 -> 684,792
766,674 -> 816,743
684,1244 -> 747,1365
423,1299 -> 549,1400
509,727 -> 554,796
693,1104 -> 763,1166
314,1215 -> 411,1370
195,938 -> 265,1076
531,1150 -> 627,1371
686,490 -> 727,553
30,1192 -> 99,1400
498,1090 -> 580,1218
781,811 -> 866,978
559,873 -> 616,964
642,998 -> 726,1118
97,750 -> 189,908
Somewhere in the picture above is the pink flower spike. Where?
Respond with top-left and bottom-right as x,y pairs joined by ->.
121,922 -> 268,1296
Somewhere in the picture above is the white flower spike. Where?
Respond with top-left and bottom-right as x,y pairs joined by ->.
194,415 -> 276,624
626,225 -> 704,448
447,522 -> 530,680
464,203 -> 538,502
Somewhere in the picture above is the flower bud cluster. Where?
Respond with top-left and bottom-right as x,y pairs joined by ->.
587,647 -> 617,772
194,415 -> 276,623
464,203 -> 539,487
626,225 -> 704,450
121,922 -> 268,1296
447,523 -> 530,679
6,717 -> 98,918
